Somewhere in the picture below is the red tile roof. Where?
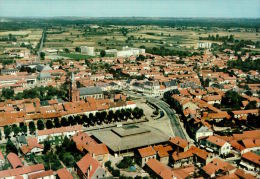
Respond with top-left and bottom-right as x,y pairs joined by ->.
138,146 -> 156,158
21,137 -> 44,155
172,150 -> 193,161
7,153 -> 23,169
242,152 -> 260,166
206,135 -> 227,147
153,145 -> 172,158
202,158 -> 235,176
76,154 -> 100,178
169,136 -> 189,149
56,168 -> 73,179
146,158 -> 174,179
37,125 -> 82,136
0,150 -> 4,160
28,170 -> 53,179
0,164 -> 44,178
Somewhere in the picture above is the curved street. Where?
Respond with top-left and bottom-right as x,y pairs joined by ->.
124,90 -> 187,140
146,97 -> 187,140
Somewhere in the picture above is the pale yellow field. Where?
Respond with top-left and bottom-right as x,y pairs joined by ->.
0,30 -> 31,36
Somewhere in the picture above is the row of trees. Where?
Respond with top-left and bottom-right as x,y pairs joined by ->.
0,86 -> 67,101
2,107 -> 144,138
3,123 -> 28,139
42,107 -> 144,130
0,34 -> 17,42
228,58 -> 260,72
199,34 -> 234,43
146,46 -> 194,58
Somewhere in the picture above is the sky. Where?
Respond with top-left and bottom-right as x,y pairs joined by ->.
0,0 -> 259,18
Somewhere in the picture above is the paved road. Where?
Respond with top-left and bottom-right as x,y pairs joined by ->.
146,97 -> 187,140
37,30 -> 45,60
124,91 -> 187,140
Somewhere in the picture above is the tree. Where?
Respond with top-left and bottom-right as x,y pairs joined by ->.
221,90 -> 243,109
100,50 -> 106,57
37,120 -> 45,130
64,48 -> 70,53
107,110 -> 114,123
134,176 -> 142,179
95,112 -> 101,124
247,114 -> 260,128
29,121 -> 36,134
115,110 -> 120,122
40,52 -> 45,60
46,119 -> 54,129
43,140 -> 51,154
82,115 -> 89,126
13,126 -> 20,137
137,108 -> 144,119
89,113 -> 94,125
120,28 -> 128,36
132,107 -> 143,119
60,152 -> 75,167
68,116 -> 77,126
1,88 -> 14,99
54,118 -> 61,128
61,117 -> 69,127
4,126 -> 11,138
119,109 -> 126,121
245,101 -> 257,110
75,46 -> 81,52
75,115 -> 82,125
116,156 -> 134,169
21,125 -> 27,135
6,139 -> 18,154
105,161 -> 112,168
112,169 -> 120,177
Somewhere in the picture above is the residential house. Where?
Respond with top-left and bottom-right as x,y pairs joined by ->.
153,145 -> 173,165
76,154 -> 107,179
169,136 -> 189,152
171,150 -> 193,168
200,135 -> 231,156
137,146 -> 157,167
202,158 -> 236,178
37,125 -> 82,144
195,126 -> 213,142
0,164 -> 45,179
28,170 -> 55,179
20,137 -> 44,155
57,168 -> 73,179
240,152 -> 260,172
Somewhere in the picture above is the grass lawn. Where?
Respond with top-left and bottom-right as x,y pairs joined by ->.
59,53 -> 93,60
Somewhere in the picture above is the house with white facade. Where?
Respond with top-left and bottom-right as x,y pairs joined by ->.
37,125 -> 82,144
195,126 -> 213,142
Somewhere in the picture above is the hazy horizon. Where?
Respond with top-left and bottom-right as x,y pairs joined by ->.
0,0 -> 259,18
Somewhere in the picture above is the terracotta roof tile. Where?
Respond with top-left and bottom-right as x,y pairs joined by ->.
7,153 -> 23,169
56,168 -> 73,179
138,146 -> 156,158
169,136 -> 189,149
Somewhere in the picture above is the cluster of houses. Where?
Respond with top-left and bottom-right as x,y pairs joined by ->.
0,151 -> 73,179
137,133 -> 259,178
1,126 -> 259,178
0,43 -> 259,178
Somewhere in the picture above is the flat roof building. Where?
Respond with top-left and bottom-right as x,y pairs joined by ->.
91,124 -> 169,156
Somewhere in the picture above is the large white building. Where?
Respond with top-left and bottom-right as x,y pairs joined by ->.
105,46 -> 145,57
81,46 -> 95,56
198,42 -> 212,49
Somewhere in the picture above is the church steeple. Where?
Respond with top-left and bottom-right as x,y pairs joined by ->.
69,72 -> 80,102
